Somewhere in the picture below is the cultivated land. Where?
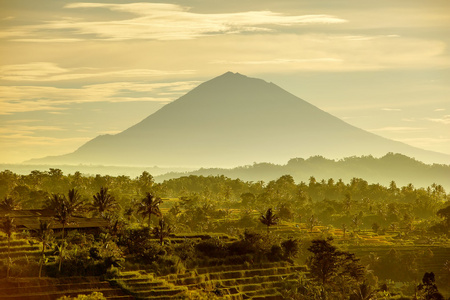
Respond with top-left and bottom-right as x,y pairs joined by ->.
0,169 -> 449,299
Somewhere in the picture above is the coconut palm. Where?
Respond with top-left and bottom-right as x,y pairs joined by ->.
1,216 -> 15,278
48,189 -> 83,272
259,208 -> 279,233
67,188 -> 84,213
92,187 -> 117,218
0,196 -> 21,211
153,217 -> 173,245
36,220 -> 53,277
352,282 -> 377,300
137,193 -> 163,227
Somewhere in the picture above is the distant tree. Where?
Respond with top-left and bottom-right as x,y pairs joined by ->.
371,222 -> 380,234
240,192 -> 256,207
277,203 -> 294,221
342,223 -> 348,238
138,193 -> 162,227
1,216 -> 15,278
92,187 -> 117,218
0,196 -> 21,211
352,213 -> 363,232
259,208 -> 279,233
436,205 -> 450,229
308,215 -> 319,233
152,218 -> 173,245
137,171 -> 154,195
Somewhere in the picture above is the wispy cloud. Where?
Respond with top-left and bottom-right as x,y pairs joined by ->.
0,62 -> 195,82
1,3 -> 347,42
211,58 -> 342,65
369,127 -> 426,133
381,108 -> 402,111
426,115 -> 450,125
0,77 -> 200,114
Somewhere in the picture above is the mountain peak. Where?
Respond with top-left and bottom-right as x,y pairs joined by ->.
26,73 -> 450,166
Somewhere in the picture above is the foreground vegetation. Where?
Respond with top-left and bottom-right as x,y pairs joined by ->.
0,168 -> 449,299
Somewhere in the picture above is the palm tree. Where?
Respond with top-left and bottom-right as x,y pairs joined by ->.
36,220 -> 53,277
137,193 -> 162,227
67,188 -> 85,217
259,208 -> 279,233
153,218 -> 173,245
0,196 -> 21,211
48,189 -> 83,272
1,216 -> 15,278
92,187 -> 117,218
352,282 -> 377,300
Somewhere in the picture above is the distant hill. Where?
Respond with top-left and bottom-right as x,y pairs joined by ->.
27,72 -> 450,166
155,153 -> 450,190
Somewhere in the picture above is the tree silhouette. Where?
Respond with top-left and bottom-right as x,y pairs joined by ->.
1,216 -> 15,278
307,238 -> 365,294
308,215 -> 319,233
351,282 -> 377,300
92,187 -> 117,218
137,193 -> 162,227
417,272 -> 444,300
36,220 -> 53,277
153,217 -> 173,245
0,196 -> 21,211
48,189 -> 83,272
259,208 -> 279,233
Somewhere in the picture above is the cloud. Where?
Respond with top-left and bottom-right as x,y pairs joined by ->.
369,127 -> 426,133
381,108 -> 402,111
426,115 -> 450,125
211,58 -> 342,65
0,78 -> 201,114
0,62 -> 195,82
1,3 -> 347,42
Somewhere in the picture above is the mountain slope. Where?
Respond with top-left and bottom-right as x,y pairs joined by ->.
28,72 -> 450,166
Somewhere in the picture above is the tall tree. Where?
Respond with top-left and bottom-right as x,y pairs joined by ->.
153,218 -> 173,245
36,220 -> 53,277
92,187 -> 117,218
1,216 -> 15,278
137,193 -> 162,227
259,208 -> 279,233
48,189 -> 83,272
307,238 -> 365,298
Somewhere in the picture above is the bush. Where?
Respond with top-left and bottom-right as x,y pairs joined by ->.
58,292 -> 106,300
195,238 -> 227,258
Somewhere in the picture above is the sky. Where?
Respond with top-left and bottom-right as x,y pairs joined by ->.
1,0 -> 449,164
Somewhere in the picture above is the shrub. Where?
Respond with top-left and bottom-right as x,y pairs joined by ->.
195,238 -> 227,258
58,292 -> 106,300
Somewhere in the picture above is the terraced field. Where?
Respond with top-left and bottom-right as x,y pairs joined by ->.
115,261 -> 307,299
0,276 -> 134,300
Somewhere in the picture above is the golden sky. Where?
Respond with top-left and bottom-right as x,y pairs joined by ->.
1,0 -> 449,163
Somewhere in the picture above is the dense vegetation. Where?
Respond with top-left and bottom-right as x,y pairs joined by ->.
0,168 -> 449,299
157,153 -> 450,190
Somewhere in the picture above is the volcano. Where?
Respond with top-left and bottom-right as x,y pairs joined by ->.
28,72 -> 450,166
